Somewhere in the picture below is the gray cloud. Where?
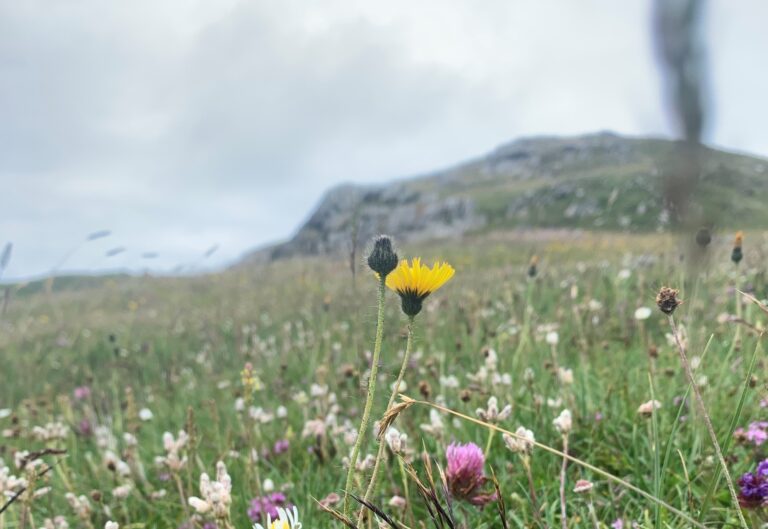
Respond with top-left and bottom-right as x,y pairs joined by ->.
1,0 -> 766,279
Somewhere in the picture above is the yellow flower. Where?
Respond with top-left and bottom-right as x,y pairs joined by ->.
385,258 -> 455,316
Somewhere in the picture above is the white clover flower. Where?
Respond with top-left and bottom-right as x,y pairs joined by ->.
187,461 -> 232,519
545,331 -> 559,346
587,299 -> 603,311
523,368 -> 535,384
503,426 -> 536,454
138,408 -> 153,421
637,400 -> 662,417
159,431 -> 188,472
65,493 -> 92,519
476,396 -> 512,423
440,375 -> 460,388
553,409 -> 572,434
420,409 -> 444,436
634,307 -> 652,321
301,419 -> 325,438
112,484 -> 132,500
105,522 -> 119,529
557,367 -> 574,385
385,428 -> 407,455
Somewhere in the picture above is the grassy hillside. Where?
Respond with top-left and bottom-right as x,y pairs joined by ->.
1,230 -> 767,528
260,134 -> 768,261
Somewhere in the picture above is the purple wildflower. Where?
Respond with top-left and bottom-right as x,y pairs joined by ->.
273,439 -> 289,455
738,458 -> 768,508
611,520 -> 624,529
248,492 -> 292,522
78,418 -> 92,437
73,386 -> 91,400
735,421 -> 768,446
445,442 -> 496,506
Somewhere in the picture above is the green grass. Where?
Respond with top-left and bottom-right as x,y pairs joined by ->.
0,231 -> 766,528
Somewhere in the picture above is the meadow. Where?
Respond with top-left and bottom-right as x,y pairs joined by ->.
1,230 -> 766,529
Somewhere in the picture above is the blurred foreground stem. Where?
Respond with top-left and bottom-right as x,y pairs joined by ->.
667,315 -> 748,529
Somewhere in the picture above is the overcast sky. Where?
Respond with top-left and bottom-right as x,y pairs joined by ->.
1,0 -> 767,280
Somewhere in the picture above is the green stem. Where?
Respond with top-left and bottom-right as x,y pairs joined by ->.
344,277 -> 387,517
358,315 -> 415,524
668,315 -> 749,529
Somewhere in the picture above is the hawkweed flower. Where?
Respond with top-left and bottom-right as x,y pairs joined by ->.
343,236 -> 398,516
358,256 -> 455,523
732,231 -> 744,264
444,442 -> 496,506
385,258 -> 455,317
253,505 -> 302,529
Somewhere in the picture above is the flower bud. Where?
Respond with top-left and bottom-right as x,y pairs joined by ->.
367,235 -> 398,277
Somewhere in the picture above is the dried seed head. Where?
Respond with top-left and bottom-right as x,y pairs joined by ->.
695,227 -> 712,248
367,235 -> 398,277
656,286 -> 682,315
527,255 -> 539,278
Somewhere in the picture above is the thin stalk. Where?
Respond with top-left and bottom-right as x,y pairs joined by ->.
559,434 -> 569,529
667,315 -> 749,529
521,455 -> 547,529
359,315 -> 415,524
515,279 -> 535,356
409,397 -> 710,529
344,277 -> 387,517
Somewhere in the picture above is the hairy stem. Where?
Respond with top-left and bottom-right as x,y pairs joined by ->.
344,277 -> 387,517
358,315 -> 415,524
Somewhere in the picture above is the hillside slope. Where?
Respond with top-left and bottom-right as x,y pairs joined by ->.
247,132 -> 768,261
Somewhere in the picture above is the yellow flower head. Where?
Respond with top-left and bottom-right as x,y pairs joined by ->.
385,258 -> 455,316
735,230 -> 744,248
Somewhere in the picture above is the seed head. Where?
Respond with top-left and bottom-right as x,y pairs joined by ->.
367,235 -> 398,277
732,231 -> 744,264
527,255 -> 539,278
656,286 -> 682,315
695,227 -> 712,248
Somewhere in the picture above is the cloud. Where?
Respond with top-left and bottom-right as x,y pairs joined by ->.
0,0 -> 765,279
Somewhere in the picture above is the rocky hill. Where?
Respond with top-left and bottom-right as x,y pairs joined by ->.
246,132 -> 768,261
